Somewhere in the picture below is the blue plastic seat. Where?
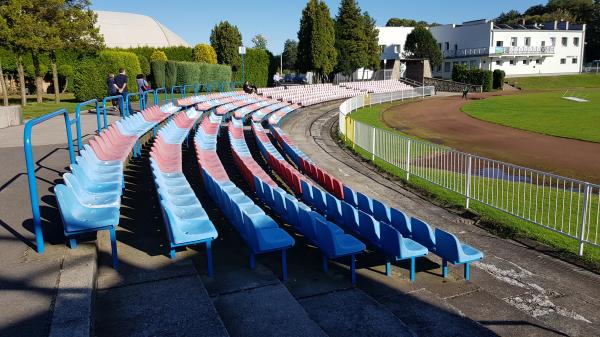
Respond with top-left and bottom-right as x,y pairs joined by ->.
284,195 -> 300,228
314,217 -> 365,284
300,180 -> 313,206
372,199 -> 391,224
343,185 -> 357,207
411,218 -> 436,251
63,173 -> 121,208
272,188 -> 288,220
311,186 -> 327,215
70,164 -> 121,194
379,223 -> 428,282
435,228 -> 483,281
341,201 -> 359,232
358,211 -> 381,248
325,192 -> 343,223
390,208 -> 411,238
357,192 -> 373,215
54,184 -> 119,268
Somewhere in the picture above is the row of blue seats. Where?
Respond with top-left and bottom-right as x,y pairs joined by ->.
149,107 -> 218,276
55,103 -> 180,268
194,111 -> 295,280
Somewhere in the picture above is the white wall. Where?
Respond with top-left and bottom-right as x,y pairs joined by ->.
430,21 -> 492,52
377,27 -> 415,60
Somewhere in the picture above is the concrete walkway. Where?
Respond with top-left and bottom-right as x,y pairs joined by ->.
280,101 -> 600,337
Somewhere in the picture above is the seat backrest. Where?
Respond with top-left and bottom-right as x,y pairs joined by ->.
372,199 -> 391,224
284,195 -> 300,228
314,216 -> 337,257
54,184 -> 79,222
341,201 -> 359,232
343,185 -> 357,207
358,210 -> 381,246
434,228 -> 461,262
300,179 -> 313,206
325,192 -> 342,221
311,186 -> 327,214
390,208 -> 411,238
379,222 -> 401,257
411,217 -> 436,250
357,192 -> 373,215
253,175 -> 264,200
272,188 -> 287,218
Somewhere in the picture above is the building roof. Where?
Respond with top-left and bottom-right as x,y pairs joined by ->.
95,10 -> 190,48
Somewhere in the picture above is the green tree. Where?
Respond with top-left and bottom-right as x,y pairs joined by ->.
496,10 -> 522,24
386,18 -> 430,27
192,44 -> 217,64
404,26 -> 442,66
0,11 -> 9,105
252,34 -> 268,50
334,0 -> 367,77
150,50 -> 168,62
297,0 -> 337,81
363,12 -> 380,72
586,2 -> 600,61
547,0 -> 593,21
210,21 -> 242,74
282,39 -> 298,71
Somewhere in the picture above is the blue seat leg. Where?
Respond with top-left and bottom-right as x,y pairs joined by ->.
351,254 -> 356,285
410,257 -> 416,282
464,263 -> 470,281
385,259 -> 391,277
249,252 -> 255,270
442,259 -> 448,278
322,254 -> 328,273
169,246 -> 176,259
281,249 -> 288,282
206,240 -> 213,277
68,237 -> 77,249
109,227 -> 119,269
153,126 -> 157,138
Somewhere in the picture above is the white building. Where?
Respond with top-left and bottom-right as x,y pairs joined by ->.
429,19 -> 586,78
95,11 -> 190,48
377,27 -> 415,61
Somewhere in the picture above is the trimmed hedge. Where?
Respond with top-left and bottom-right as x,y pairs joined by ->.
165,61 -> 178,89
242,48 -> 270,88
151,60 -> 166,88
493,69 -> 506,90
451,64 -> 493,92
138,55 -> 151,76
163,46 -> 194,61
73,50 -> 141,101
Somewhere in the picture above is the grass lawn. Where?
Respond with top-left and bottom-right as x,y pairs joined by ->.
508,74 -> 600,90
462,89 -> 600,143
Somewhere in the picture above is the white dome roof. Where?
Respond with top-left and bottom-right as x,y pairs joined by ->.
95,10 -> 190,48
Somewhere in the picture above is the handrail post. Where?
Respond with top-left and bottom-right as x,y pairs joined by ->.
23,109 -> 75,254
406,139 -> 411,181
578,183 -> 591,256
465,155 -> 473,209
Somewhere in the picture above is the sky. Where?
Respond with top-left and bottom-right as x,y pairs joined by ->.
91,0 -> 545,54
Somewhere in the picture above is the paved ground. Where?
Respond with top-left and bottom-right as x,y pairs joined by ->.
381,93 -> 600,183
281,101 -> 600,337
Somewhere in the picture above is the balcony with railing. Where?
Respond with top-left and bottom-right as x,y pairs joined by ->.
442,45 -> 555,59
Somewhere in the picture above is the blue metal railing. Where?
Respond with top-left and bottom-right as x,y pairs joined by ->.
170,85 -> 185,103
74,99 -> 98,154
24,109 -> 77,254
101,95 -> 124,132
126,92 -> 147,116
153,87 -> 168,106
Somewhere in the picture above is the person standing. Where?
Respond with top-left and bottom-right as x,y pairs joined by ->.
273,72 -> 281,87
462,86 -> 470,100
114,68 -> 133,115
106,73 -> 119,112
136,74 -> 150,109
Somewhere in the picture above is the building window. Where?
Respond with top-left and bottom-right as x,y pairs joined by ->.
561,37 -> 568,46
444,62 -> 451,72
541,41 -> 546,47
496,60 -> 502,66
525,37 -> 531,46
574,37 -> 580,46
454,44 -> 458,50
572,58 -> 578,64
511,37 -> 518,47
394,44 -> 401,53
550,37 -> 556,46
510,60 -> 515,65
445,42 -> 449,50
523,59 -> 529,65
536,59 -> 542,64
496,41 -> 503,47
560,58 -> 566,64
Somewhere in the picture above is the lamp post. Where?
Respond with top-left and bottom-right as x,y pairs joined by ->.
239,46 -> 247,82
383,59 -> 387,80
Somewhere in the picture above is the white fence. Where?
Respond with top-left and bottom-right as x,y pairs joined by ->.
339,88 -> 600,255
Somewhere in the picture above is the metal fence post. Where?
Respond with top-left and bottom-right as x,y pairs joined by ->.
406,139 -> 411,181
578,183 -> 591,255
466,155 -> 472,209
371,127 -> 376,161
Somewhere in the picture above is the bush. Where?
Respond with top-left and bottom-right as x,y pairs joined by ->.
137,55 -> 151,76
165,61 -> 178,89
175,61 -> 201,85
163,46 -> 194,61
150,50 -> 168,62
234,48 -> 271,87
493,69 -> 505,90
151,60 -> 166,88
451,64 -> 469,83
73,50 -> 141,101
450,64 -> 493,92
193,44 -> 217,64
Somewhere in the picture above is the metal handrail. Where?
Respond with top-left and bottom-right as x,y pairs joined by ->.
74,99 -> 98,154
101,95 -> 123,132
23,108 -> 76,253
153,87 -> 167,106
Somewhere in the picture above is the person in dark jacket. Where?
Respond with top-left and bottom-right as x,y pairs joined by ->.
114,68 -> 133,115
106,74 -> 119,111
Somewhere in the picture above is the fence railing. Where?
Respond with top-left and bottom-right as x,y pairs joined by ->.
339,89 -> 600,255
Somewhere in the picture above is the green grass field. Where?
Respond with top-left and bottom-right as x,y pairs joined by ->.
462,89 -> 600,143
346,101 -> 600,269
507,74 -> 600,90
